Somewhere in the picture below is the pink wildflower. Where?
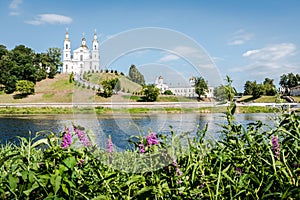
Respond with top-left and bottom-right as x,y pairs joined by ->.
61,128 -> 72,148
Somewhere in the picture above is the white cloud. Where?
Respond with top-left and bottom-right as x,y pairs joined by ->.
231,43 -> 298,80
26,14 -> 72,25
9,0 -> 22,9
243,43 -> 296,61
9,0 -> 22,16
9,11 -> 20,16
228,29 -> 254,46
157,54 -> 180,62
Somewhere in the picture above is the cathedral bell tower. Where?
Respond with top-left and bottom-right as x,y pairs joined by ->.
91,29 -> 100,71
63,28 -> 71,73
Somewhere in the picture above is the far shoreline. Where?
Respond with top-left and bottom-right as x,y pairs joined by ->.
0,102 -> 298,114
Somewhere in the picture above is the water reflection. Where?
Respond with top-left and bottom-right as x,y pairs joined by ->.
0,113 -> 274,150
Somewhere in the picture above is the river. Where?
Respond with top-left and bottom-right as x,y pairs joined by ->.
0,113 -> 277,150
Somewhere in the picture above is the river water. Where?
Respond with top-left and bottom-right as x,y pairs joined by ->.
0,113 -> 277,150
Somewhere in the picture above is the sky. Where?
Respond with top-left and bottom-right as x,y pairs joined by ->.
0,0 -> 300,91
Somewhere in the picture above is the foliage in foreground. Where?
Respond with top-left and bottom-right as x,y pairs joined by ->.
0,109 -> 300,199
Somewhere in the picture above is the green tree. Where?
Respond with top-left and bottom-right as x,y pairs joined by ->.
99,78 -> 119,98
263,78 -> 276,96
164,89 -> 173,95
142,84 -> 160,102
194,76 -> 208,99
279,73 -> 300,94
16,80 -> 35,95
244,80 -> 255,95
33,53 -> 47,82
287,72 -> 299,88
47,48 -> 62,78
213,85 -> 226,101
128,64 -> 145,85
69,72 -> 74,83
252,83 -> 263,98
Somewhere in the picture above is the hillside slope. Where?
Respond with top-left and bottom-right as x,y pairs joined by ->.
0,74 -> 74,103
86,72 -> 142,93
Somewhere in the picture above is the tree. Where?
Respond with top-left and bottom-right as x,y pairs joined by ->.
194,76 -> 208,99
252,83 -> 263,99
16,80 -> 35,95
213,85 -> 226,101
99,78 -> 119,98
47,47 -> 62,78
279,73 -> 300,94
69,72 -> 74,83
142,84 -> 160,102
164,89 -> 173,95
287,73 -> 299,88
244,80 -> 255,95
128,65 -> 145,85
263,78 -> 276,96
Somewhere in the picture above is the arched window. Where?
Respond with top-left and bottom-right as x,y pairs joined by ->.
66,44 -> 68,49
80,55 -> 83,61
66,65 -> 68,70
94,45 -> 97,50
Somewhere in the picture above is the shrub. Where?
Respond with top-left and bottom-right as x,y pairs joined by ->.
0,105 -> 299,199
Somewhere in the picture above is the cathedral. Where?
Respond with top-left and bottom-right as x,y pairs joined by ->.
62,29 -> 100,74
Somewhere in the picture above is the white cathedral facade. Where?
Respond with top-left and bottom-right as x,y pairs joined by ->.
62,30 -> 100,74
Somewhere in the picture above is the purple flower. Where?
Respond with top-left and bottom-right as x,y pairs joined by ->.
61,128 -> 72,148
176,167 -> 183,176
177,180 -> 182,184
76,159 -> 85,167
138,143 -> 145,153
146,132 -> 159,146
271,135 -> 280,160
172,158 -> 183,177
236,167 -> 242,176
106,137 -> 113,153
73,125 -> 91,147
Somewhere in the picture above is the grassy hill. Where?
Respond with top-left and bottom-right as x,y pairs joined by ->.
86,72 -> 142,93
0,74 -> 74,103
0,73 -> 143,103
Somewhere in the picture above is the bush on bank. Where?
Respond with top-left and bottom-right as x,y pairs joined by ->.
0,105 -> 300,199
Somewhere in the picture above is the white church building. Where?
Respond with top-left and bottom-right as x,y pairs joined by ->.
155,76 -> 214,98
62,29 -> 100,74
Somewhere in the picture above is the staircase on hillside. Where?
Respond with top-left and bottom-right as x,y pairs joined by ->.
281,96 -> 296,103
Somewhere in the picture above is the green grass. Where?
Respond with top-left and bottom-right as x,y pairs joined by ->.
237,95 -> 289,103
0,105 -> 286,115
42,93 -> 54,99
86,72 -> 142,93
122,95 -> 142,101
158,95 -> 197,102
292,96 -> 300,102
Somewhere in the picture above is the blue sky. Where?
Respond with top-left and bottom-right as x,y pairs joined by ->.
1,0 -> 300,91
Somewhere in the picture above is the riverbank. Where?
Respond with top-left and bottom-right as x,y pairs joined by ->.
0,102 -> 297,114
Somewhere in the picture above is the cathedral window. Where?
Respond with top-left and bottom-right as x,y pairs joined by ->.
80,55 -> 83,61
66,44 -> 68,49
94,45 -> 97,50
